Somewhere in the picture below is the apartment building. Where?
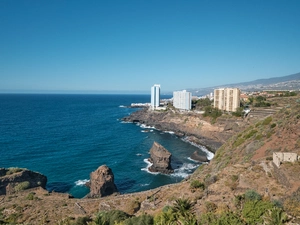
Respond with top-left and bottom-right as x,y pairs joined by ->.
214,88 -> 240,112
173,90 -> 192,110
151,84 -> 160,109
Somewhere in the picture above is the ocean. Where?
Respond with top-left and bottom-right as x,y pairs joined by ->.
0,94 -> 213,198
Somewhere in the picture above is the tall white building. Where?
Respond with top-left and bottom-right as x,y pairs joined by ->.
214,88 -> 240,112
151,84 -> 160,109
173,90 -> 192,110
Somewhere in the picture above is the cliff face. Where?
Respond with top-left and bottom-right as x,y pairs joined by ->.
122,108 -> 245,152
0,168 -> 47,195
148,142 -> 173,174
89,165 -> 118,197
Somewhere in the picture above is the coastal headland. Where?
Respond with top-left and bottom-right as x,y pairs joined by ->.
122,107 -> 247,153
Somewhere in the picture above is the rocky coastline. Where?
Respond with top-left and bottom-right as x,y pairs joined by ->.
122,108 -> 243,154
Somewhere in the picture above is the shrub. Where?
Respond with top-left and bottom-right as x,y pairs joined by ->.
6,167 -> 23,175
244,129 -> 257,139
242,199 -> 274,224
26,192 -> 36,200
94,210 -> 130,225
244,190 -> 261,201
74,216 -> 92,225
122,214 -> 154,225
14,181 -> 30,192
233,137 -> 245,148
270,123 -> 276,128
190,180 -> 205,190
262,116 -> 272,125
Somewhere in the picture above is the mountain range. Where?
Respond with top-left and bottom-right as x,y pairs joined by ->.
187,72 -> 300,96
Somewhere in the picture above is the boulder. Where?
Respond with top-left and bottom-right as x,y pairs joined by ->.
190,151 -> 209,162
89,165 -> 118,197
0,168 -> 47,195
148,142 -> 174,174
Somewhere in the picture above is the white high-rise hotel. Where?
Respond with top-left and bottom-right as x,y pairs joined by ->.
151,84 -> 160,109
173,90 -> 192,110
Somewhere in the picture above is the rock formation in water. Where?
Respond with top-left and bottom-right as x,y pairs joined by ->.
89,165 -> 118,197
148,142 -> 174,174
190,151 -> 209,162
0,168 -> 47,195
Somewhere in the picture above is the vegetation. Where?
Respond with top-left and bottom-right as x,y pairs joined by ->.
203,106 -> 222,122
6,167 -> 24,175
192,98 -> 212,110
190,180 -> 205,190
14,181 -> 30,192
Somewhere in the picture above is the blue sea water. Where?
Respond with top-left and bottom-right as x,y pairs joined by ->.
0,94 -> 212,198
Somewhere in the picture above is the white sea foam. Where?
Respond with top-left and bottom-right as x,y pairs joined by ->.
141,159 -> 159,175
187,157 -> 200,163
120,121 -> 133,124
75,179 -> 90,186
171,163 -> 200,178
119,105 -> 126,108
140,124 -> 155,129
182,137 -> 214,160
164,131 -> 175,134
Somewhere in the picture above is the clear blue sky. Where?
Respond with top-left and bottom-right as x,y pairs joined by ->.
1,0 -> 300,94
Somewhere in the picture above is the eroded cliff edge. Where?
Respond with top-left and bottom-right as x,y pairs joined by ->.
122,108 -> 246,153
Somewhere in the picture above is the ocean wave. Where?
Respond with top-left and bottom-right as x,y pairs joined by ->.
164,131 -> 175,134
119,105 -> 126,108
141,159 -> 159,175
182,137 -> 214,160
140,124 -> 155,129
187,157 -> 200,163
171,163 -> 200,178
75,179 -> 89,186
120,121 -> 133,124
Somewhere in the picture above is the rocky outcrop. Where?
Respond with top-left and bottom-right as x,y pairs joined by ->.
122,109 -> 242,152
89,165 -> 118,197
148,142 -> 174,174
190,151 -> 209,162
0,168 -> 47,195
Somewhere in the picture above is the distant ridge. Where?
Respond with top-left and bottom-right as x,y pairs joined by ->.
231,72 -> 300,86
187,72 -> 300,96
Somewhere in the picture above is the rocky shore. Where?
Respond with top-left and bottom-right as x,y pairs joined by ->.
122,108 -> 245,153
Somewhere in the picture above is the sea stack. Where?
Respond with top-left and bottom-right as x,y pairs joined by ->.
89,165 -> 118,197
148,142 -> 174,174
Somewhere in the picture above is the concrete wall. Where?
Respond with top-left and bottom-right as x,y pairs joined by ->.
273,152 -> 298,168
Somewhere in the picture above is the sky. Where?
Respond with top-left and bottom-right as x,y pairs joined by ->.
0,0 -> 300,94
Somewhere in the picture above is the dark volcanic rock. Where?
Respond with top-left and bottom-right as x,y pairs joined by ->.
190,151 -> 209,162
148,142 -> 174,174
89,165 -> 118,197
0,168 -> 47,195
122,109 -> 224,152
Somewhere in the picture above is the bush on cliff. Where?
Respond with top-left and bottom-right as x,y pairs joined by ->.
6,167 -> 24,175
14,181 -> 30,192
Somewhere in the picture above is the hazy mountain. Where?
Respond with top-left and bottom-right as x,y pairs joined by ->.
188,72 -> 300,96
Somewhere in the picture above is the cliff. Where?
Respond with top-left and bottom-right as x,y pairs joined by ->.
0,168 -> 47,195
122,108 -> 246,152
